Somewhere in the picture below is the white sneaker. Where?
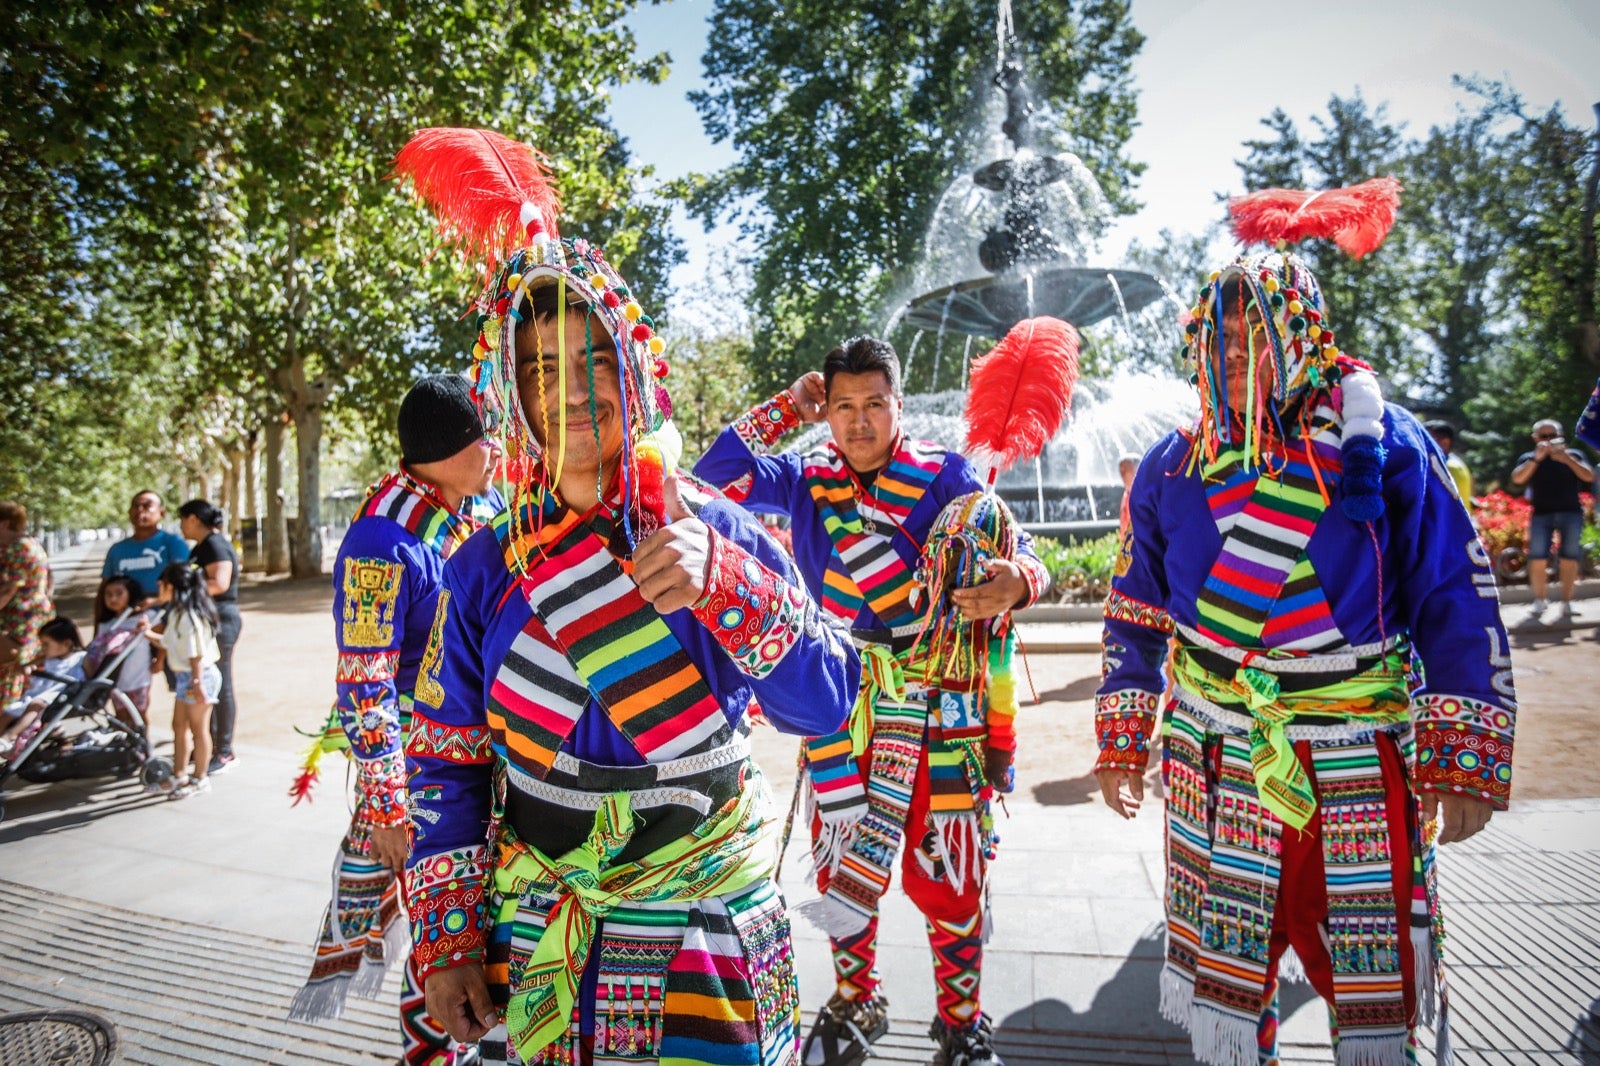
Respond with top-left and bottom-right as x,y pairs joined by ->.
1558,601 -> 1575,624
1518,600 -> 1550,628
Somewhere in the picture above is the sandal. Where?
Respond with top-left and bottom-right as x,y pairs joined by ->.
152,774 -> 189,796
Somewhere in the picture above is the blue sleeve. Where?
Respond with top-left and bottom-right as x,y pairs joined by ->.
693,392 -> 809,513
690,495 -> 860,738
1385,409 -> 1516,807
330,520 -> 415,828
1093,446 -> 1176,771
403,541 -> 496,974
167,532 -> 191,565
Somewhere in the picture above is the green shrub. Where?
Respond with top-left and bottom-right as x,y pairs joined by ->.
1030,532 -> 1122,604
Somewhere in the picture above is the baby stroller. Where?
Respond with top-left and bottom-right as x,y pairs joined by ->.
0,612 -> 175,823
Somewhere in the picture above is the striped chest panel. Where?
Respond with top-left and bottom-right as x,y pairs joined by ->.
356,472 -> 482,560
488,505 -> 730,780
1196,406 -> 1349,652
803,440 -> 943,627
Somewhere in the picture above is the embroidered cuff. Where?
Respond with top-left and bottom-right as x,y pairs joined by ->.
1094,690 -> 1162,772
407,846 -> 489,973
1104,588 -> 1175,634
357,749 -> 409,828
692,529 -> 808,679
732,390 -> 802,454
406,712 -> 496,765
336,650 -> 400,683
1017,553 -> 1051,608
1414,693 -> 1514,809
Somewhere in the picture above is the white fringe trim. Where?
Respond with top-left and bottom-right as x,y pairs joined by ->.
1278,944 -> 1308,985
927,812 -> 980,890
287,975 -> 351,1022
1411,927 -> 1437,1028
349,954 -> 391,998
808,817 -> 853,881
1188,1002 -> 1258,1066
1159,963 -> 1194,1030
1434,1008 -> 1454,1066
1333,1033 -> 1412,1066
797,894 -> 875,938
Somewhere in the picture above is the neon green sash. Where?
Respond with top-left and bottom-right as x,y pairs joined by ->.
1172,646 -> 1410,830
493,782 -> 773,1062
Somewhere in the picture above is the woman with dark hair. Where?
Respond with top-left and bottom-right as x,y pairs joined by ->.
145,561 -> 221,798
178,499 -> 242,773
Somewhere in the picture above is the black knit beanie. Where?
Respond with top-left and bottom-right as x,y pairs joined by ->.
398,374 -> 486,465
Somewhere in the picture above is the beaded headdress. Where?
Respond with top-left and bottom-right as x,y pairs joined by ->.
392,128 -> 677,548
1184,177 -> 1401,520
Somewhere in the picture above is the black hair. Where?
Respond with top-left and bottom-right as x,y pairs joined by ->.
823,336 -> 902,398
38,616 -> 83,651
177,499 -> 225,530
159,561 -> 220,631
1423,420 -> 1456,445
94,575 -> 145,628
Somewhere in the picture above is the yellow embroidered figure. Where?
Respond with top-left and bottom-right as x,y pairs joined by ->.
341,558 -> 403,647
414,590 -> 450,710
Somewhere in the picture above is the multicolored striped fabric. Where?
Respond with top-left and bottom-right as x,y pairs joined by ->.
488,497 -> 730,778
800,438 -> 943,627
1196,404 -> 1347,652
1160,699 -> 1436,1066
356,469 -> 495,561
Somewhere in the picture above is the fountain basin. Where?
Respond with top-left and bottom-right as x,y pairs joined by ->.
903,266 -> 1167,338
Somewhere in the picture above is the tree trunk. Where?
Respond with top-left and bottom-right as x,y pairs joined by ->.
225,446 -> 245,540
244,429 -> 260,521
290,398 -> 325,578
263,416 -> 291,574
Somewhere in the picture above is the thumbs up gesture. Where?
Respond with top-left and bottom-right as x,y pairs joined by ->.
634,474 -> 714,614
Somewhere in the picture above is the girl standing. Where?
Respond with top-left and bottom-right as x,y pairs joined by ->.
146,562 -> 221,799
178,499 -> 242,772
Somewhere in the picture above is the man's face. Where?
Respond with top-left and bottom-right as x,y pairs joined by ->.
1211,304 -> 1276,412
825,370 -> 901,473
437,438 -> 502,498
1429,430 -> 1453,454
516,301 -> 625,485
129,493 -> 162,534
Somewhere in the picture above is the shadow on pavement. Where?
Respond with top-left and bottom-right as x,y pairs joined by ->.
0,778 -> 168,843
994,928 -> 1321,1058
1032,768 -> 1161,807
1033,673 -> 1102,703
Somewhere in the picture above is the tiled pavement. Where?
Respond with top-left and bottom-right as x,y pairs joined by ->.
1,744 -> 1596,1065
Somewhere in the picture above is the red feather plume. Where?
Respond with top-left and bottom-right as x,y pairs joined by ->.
391,128 -> 561,265
964,316 -> 1079,481
1228,177 -> 1402,259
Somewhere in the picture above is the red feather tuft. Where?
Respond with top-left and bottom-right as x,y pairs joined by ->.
1228,177 -> 1402,259
964,316 -> 1079,478
392,128 -> 561,265
287,768 -> 318,807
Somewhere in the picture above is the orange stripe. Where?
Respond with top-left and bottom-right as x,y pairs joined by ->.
488,710 -> 559,768
809,737 -> 852,759
671,991 -> 755,1022
608,661 -> 701,724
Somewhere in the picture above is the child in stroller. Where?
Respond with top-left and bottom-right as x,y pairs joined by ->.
0,612 -> 174,823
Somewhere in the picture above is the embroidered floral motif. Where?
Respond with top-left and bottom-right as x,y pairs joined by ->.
1103,587 -> 1175,634
335,650 -> 400,684
1094,690 -> 1163,773
340,557 -> 404,647
692,531 -> 810,679
414,590 -> 449,709
732,390 -> 801,454
407,847 -> 489,973
356,748 -> 408,828
406,710 -> 495,765
1415,693 -> 1515,808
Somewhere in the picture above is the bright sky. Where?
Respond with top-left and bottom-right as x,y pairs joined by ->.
609,0 -> 1600,321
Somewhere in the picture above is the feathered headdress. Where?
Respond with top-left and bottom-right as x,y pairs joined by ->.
1181,178 -> 1401,520
392,128 -> 678,551
914,316 -> 1079,797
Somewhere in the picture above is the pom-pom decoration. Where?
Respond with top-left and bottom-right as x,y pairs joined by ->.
964,316 -> 1080,484
391,128 -> 561,268
1228,177 -> 1402,260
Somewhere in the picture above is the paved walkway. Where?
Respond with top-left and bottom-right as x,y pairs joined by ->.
2,739 -> 1596,1065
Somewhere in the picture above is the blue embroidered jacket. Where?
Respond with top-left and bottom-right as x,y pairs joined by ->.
1095,404 -> 1516,808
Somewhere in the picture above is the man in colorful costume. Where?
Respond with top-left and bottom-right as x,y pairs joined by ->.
393,127 -> 858,1066
291,373 -> 505,1066
696,337 -> 1051,1066
1094,180 -> 1517,1066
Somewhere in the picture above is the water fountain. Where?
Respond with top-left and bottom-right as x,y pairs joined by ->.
804,26 -> 1199,542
